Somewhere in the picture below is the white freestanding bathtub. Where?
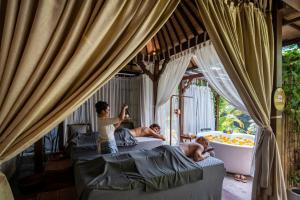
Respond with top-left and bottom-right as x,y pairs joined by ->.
198,131 -> 255,176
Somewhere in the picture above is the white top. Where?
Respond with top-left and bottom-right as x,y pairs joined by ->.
97,117 -> 120,142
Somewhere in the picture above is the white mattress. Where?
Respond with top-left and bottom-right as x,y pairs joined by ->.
71,137 -> 164,162
118,137 -> 164,152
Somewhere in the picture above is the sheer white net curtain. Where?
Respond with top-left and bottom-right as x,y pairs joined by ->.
140,62 -> 154,127
64,76 -> 142,143
155,52 -> 192,144
193,42 -> 247,113
183,84 -> 215,134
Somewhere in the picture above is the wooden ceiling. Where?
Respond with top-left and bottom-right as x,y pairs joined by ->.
137,0 -> 206,62
282,0 -> 300,45
121,0 -> 300,75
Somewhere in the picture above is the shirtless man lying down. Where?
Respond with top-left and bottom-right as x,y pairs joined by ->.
129,124 -> 166,141
179,137 -> 214,161
179,142 -> 209,162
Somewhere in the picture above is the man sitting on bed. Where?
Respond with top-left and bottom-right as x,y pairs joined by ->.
179,137 -> 214,161
129,124 -> 166,141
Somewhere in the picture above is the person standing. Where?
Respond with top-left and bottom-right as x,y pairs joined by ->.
95,101 -> 128,154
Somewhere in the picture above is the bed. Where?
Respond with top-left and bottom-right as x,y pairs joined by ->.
74,146 -> 225,200
67,127 -> 164,162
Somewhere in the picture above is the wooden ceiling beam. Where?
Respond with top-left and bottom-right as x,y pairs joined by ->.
283,0 -> 300,12
177,4 -> 198,36
173,11 -> 189,42
164,23 -> 176,49
169,18 -> 181,47
153,35 -> 160,51
182,73 -> 204,80
183,0 -> 206,32
159,28 -> 169,55
289,23 -> 300,32
158,58 -> 170,80
161,26 -> 172,52
283,16 -> 300,25
157,30 -> 166,55
190,69 -> 201,74
137,61 -> 154,81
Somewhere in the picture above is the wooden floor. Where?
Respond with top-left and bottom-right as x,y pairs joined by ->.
13,155 -> 76,200
13,156 -> 252,200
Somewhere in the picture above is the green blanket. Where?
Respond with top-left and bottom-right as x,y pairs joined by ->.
84,145 -> 203,192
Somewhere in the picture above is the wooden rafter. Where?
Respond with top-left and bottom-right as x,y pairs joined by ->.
158,58 -> 170,80
137,61 -> 154,81
283,16 -> 300,25
178,3 -> 199,36
289,23 -> 300,31
157,30 -> 166,54
169,16 -> 181,45
164,23 -> 176,48
161,26 -> 172,50
182,73 -> 203,80
173,10 -> 189,41
159,28 -> 170,53
183,0 -> 206,32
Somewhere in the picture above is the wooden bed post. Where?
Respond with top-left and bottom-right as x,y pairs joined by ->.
179,80 -> 184,137
34,138 -> 44,172
271,0 -> 286,182
58,122 -> 64,152
153,59 -> 160,115
138,58 -> 169,119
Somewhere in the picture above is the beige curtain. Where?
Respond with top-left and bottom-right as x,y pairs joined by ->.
0,0 -> 179,164
196,0 -> 286,200
0,172 -> 13,200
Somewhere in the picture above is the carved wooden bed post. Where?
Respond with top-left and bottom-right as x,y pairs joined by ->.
138,58 -> 169,119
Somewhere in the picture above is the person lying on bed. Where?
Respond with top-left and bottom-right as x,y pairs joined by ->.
95,101 -> 128,154
129,123 -> 166,141
179,137 -> 214,161
195,136 -> 215,157
179,142 -> 210,162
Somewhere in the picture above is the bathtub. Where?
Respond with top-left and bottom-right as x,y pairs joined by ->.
197,131 -> 255,176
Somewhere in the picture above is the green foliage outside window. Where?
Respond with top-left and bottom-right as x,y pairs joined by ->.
218,96 -> 257,135
283,47 -> 300,187
282,48 -> 300,124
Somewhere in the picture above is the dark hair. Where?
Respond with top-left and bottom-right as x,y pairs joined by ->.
95,101 -> 109,114
150,123 -> 160,129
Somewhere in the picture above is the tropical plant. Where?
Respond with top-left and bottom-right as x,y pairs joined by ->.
291,170 -> 300,187
218,96 -> 257,134
282,48 -> 300,124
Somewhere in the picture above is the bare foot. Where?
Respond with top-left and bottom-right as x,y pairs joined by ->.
234,174 -> 241,181
240,175 -> 247,183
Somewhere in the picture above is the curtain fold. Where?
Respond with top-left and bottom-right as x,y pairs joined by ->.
0,0 -> 179,163
196,0 -> 286,199
0,172 -> 13,200
184,85 -> 215,133
155,52 -> 192,137
193,42 -> 247,113
140,73 -> 154,127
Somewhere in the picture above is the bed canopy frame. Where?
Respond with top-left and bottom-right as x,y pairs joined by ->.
2,0 -> 300,199
39,0 -> 300,177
